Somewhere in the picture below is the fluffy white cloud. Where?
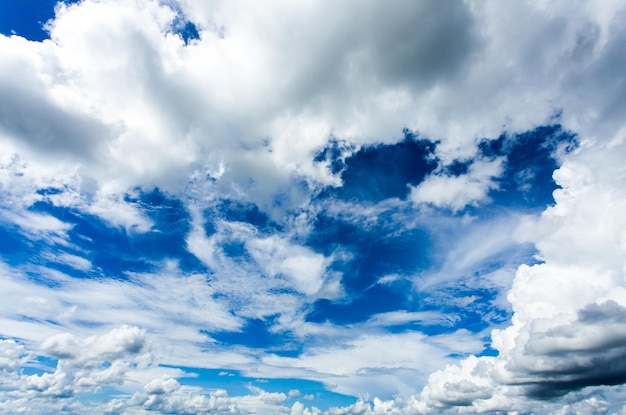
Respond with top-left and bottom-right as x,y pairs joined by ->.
0,329 -> 302,415
40,325 -> 146,364
0,339 -> 29,372
246,235 -> 329,296
0,326 -> 148,414
0,0 -> 624,208
396,104 -> 626,414
409,158 -> 504,212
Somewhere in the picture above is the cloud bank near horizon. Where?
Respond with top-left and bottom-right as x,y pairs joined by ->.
2,0 -> 626,413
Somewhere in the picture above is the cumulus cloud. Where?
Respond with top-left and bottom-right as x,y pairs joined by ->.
409,158 -> 504,212
41,325 -> 146,364
0,326 -> 148,414
378,96 -> 626,414
0,328 -> 301,415
0,339 -> 30,371
0,0 -> 622,208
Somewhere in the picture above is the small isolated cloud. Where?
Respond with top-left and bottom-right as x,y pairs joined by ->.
246,235 -> 329,296
409,157 -> 504,212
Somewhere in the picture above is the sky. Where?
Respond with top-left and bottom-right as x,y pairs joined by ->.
1,0 -> 626,414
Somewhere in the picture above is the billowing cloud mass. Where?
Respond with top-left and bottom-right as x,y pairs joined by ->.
1,0 -> 626,413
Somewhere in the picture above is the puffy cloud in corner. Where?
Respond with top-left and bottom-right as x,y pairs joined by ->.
0,325 -> 148,410
0,328 -> 303,415
407,138 -> 626,412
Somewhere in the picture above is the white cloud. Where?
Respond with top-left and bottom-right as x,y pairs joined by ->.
261,330 -> 484,399
0,0 -> 623,210
0,339 -> 30,371
409,157 -> 504,212
401,119 -> 626,413
42,252 -> 92,271
364,311 -> 459,328
41,325 -> 146,365
87,191 -> 154,233
0,209 -> 72,244
0,259 -> 245,370
143,375 -> 181,395
185,209 -> 340,323
0,328 -> 299,415
246,235 -> 329,296
0,326 -> 149,412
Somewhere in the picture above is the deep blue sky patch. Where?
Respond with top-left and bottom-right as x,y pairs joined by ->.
307,212 -> 430,290
129,188 -> 204,273
307,279 -> 413,325
211,317 -> 300,354
14,189 -> 205,279
173,20 -> 200,45
481,125 -> 577,209
317,132 -> 437,202
0,0 -> 79,41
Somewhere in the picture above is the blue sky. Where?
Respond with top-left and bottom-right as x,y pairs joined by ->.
1,1 -> 626,414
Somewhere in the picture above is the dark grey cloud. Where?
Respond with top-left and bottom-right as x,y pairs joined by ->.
579,300 -> 626,324
358,0 -> 478,87
279,0 -> 479,115
516,301 -> 626,399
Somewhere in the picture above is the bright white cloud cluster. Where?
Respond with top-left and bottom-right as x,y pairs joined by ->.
0,326 -> 148,413
0,327 -> 314,415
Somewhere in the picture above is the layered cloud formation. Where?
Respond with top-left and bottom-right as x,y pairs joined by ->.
1,0 -> 626,413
